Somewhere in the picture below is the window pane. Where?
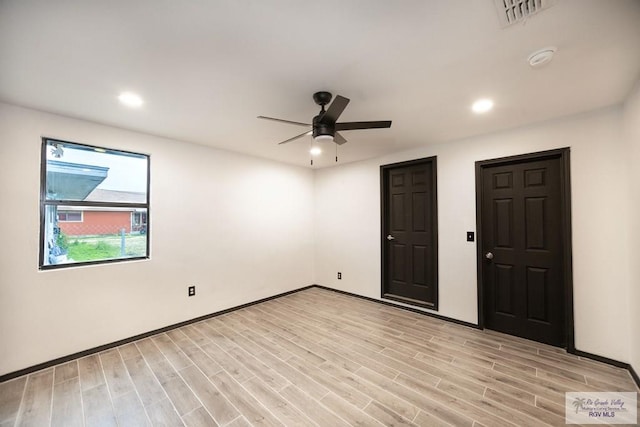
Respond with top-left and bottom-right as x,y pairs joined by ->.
41,139 -> 149,268
45,140 -> 147,202
58,210 -> 82,222
42,205 -> 148,266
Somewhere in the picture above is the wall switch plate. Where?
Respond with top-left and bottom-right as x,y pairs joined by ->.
188,286 -> 195,297
337,272 -> 342,280
467,231 -> 475,242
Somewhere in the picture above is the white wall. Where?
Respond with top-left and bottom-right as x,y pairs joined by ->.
623,81 -> 640,376
0,103 -> 314,376
1,99 -> 636,377
314,107 -> 633,362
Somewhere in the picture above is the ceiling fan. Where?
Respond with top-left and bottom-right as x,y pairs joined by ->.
258,91 -> 392,146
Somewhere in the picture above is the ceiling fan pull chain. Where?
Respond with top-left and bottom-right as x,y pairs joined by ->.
336,143 -> 338,162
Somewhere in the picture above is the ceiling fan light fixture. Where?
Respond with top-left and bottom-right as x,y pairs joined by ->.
309,146 -> 322,156
472,98 -> 494,114
313,134 -> 334,143
118,91 -> 144,108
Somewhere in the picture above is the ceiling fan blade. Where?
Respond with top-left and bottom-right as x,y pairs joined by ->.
257,116 -> 310,127
335,120 -> 392,131
319,95 -> 350,124
334,132 -> 347,145
277,130 -> 312,145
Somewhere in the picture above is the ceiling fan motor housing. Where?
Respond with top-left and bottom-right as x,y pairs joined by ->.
312,114 -> 334,139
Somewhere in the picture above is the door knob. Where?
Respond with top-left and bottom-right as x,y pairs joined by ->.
387,235 -> 395,241
485,252 -> 494,260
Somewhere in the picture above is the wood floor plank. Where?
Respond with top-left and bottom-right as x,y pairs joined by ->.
199,342 -> 254,383
356,348 -> 441,388
82,383 -> 117,427
319,362 -> 420,422
135,338 -> 166,366
256,351 -> 330,400
196,322 -> 239,352
179,340 -> 224,379
147,357 -> 181,385
364,400 -> 419,427
53,360 -> 78,384
279,384 -> 349,427
242,377 -> 316,427
180,325 -> 212,348
237,330 -> 297,362
118,342 -> 141,360
286,356 -> 371,409
464,340 -> 588,383
15,369 -> 53,426
51,377 -> 83,427
320,391 -> 384,426
317,336 -> 399,380
413,410 -> 456,427
507,343 -> 631,383
483,387 -> 564,426
123,355 -> 166,407
178,365 -> 239,425
152,333 -> 192,370
430,336 -> 538,375
181,406 -> 218,427
78,354 -> 105,392
289,334 -> 363,373
100,349 -> 135,398
392,372 -> 516,427
225,416 -> 253,427
3,287 -> 638,427
227,347 -> 289,391
264,333 -> 326,366
166,328 -> 190,345
210,370 -> 283,427
146,398 -> 184,426
0,376 -> 26,424
355,366 -> 475,427
435,381 -> 544,427
148,359 -> 201,417
382,348 -> 487,396
111,390 -> 151,427
219,325 -> 278,356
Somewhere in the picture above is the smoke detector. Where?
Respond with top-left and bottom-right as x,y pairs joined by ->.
528,47 -> 557,68
494,0 -> 556,27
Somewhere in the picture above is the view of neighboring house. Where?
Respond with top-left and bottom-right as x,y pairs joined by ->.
57,189 -> 147,236
44,159 -> 148,265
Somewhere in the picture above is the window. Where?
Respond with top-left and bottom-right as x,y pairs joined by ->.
57,211 -> 83,222
40,138 -> 150,269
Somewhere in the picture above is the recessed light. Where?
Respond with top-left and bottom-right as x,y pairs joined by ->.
118,92 -> 144,108
310,146 -> 322,156
472,98 -> 494,114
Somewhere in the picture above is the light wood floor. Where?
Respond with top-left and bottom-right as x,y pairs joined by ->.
1,287 -> 638,426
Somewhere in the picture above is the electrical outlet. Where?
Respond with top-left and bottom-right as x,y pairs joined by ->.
337,272 -> 342,280
188,286 -> 195,297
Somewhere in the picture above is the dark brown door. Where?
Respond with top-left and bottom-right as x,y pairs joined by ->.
382,158 -> 438,309
480,156 -> 565,346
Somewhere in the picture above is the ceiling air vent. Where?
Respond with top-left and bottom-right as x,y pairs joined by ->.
494,0 -> 555,27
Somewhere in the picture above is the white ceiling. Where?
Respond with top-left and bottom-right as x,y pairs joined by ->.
1,0 -> 639,168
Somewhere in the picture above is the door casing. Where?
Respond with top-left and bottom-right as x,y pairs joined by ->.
475,148 -> 574,352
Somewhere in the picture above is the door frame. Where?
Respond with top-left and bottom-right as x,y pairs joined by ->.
475,148 -> 575,352
380,156 -> 439,310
